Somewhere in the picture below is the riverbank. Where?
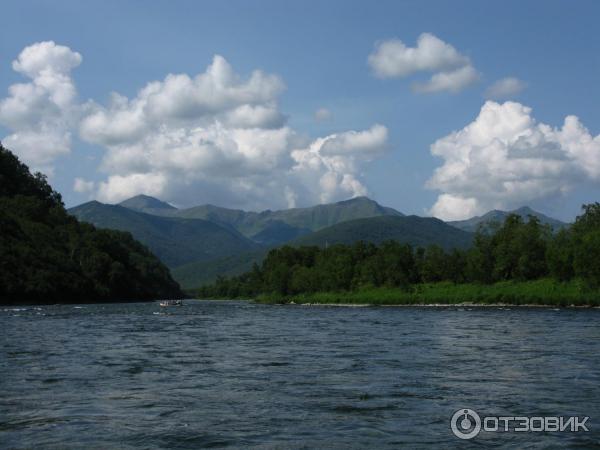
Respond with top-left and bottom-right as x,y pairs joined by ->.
253,279 -> 600,307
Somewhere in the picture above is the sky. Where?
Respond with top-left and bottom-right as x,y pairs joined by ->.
1,0 -> 599,221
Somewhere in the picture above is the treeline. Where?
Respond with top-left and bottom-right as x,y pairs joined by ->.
0,144 -> 183,304
197,204 -> 600,299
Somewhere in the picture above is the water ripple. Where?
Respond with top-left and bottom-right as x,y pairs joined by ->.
1,301 -> 599,448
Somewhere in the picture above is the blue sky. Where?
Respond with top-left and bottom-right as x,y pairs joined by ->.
1,0 -> 599,221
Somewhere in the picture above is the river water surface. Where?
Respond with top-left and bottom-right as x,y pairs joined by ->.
1,301 -> 599,449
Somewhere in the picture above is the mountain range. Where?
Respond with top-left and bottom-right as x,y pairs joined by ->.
68,201 -> 259,267
448,206 -> 567,232
68,195 -> 568,289
117,194 -> 404,240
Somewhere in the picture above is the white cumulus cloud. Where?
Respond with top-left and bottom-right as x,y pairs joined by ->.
427,101 -> 600,220
368,33 -> 479,93
413,65 -> 480,94
290,126 -> 387,204
79,55 -> 286,145
73,177 -> 95,194
0,41 -> 82,171
320,125 -> 387,156
1,43 -> 389,210
485,77 -> 527,100
74,53 -> 387,209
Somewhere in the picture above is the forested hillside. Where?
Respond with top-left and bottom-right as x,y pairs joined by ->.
0,145 -> 183,304
292,215 -> 473,250
70,201 -> 259,267
197,205 -> 600,302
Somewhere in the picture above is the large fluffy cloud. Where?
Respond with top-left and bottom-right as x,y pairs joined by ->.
89,118 -> 388,209
368,33 -> 479,93
0,41 -> 82,172
79,55 -> 286,144
290,124 -> 387,204
73,52 -> 387,209
428,101 -> 600,220
0,43 -> 389,209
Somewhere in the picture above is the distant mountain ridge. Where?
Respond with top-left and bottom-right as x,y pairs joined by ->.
69,201 -> 259,267
292,215 -> 473,250
448,206 -> 568,232
118,195 -> 405,244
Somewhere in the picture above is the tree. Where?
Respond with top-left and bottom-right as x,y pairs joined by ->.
290,266 -> 316,294
571,203 -> 600,287
421,245 -> 447,282
446,248 -> 467,284
546,229 -> 574,281
514,216 -> 549,280
573,231 -> 600,288
492,214 -> 523,280
572,203 -> 600,235
466,228 -> 495,283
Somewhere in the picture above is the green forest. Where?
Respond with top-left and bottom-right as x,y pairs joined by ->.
196,203 -> 600,305
0,144 -> 183,304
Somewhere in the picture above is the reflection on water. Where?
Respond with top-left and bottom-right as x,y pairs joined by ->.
1,301 -> 599,448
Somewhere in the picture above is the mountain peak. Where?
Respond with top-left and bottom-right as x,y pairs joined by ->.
119,195 -> 177,211
332,196 -> 403,213
512,206 -> 536,215
449,206 -> 567,232
337,196 -> 376,205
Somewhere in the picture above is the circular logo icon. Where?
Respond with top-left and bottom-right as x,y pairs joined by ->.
451,408 -> 481,440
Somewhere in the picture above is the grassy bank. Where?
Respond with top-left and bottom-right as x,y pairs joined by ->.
254,279 -> 600,306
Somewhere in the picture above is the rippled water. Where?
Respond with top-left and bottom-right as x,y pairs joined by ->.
1,301 -> 599,449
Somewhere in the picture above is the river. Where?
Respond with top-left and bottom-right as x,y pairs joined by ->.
1,301 -> 599,448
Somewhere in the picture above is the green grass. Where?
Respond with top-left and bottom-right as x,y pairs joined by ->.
254,279 -> 600,306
